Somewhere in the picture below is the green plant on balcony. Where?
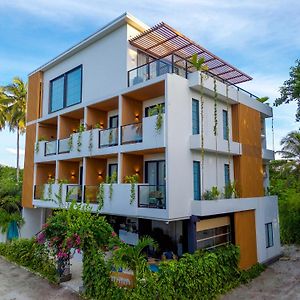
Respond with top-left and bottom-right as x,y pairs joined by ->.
224,182 -> 238,199
94,123 -> 101,129
35,136 -> 46,154
97,182 -> 105,210
125,174 -> 138,205
55,179 -> 69,207
77,124 -> 85,152
108,129 -> 114,144
257,96 -> 269,103
88,129 -> 93,154
191,54 -> 209,72
107,171 -> 117,200
149,103 -> 164,133
47,178 -> 55,201
68,134 -> 74,151
203,186 -> 220,200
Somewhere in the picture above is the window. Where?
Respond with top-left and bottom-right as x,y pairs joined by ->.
223,110 -> 228,140
50,76 -> 64,112
145,103 -> 165,117
108,164 -> 118,181
192,99 -> 200,135
193,161 -> 201,200
49,65 -> 82,113
265,223 -> 274,248
224,164 -> 230,187
66,67 -> 82,107
109,115 -> 119,128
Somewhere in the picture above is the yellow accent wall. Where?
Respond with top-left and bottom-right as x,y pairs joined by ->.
234,210 -> 258,269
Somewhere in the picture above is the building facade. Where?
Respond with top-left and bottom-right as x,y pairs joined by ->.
22,13 -> 281,269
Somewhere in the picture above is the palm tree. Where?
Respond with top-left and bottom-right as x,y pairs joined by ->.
112,236 -> 158,283
0,78 -> 27,182
279,131 -> 300,161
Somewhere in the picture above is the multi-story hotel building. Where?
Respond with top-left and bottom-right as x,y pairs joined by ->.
22,13 -> 281,269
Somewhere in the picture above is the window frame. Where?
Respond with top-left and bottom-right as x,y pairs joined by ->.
222,109 -> 229,140
49,65 -> 83,114
192,99 -> 200,135
193,161 -> 201,200
224,164 -> 230,187
265,222 -> 274,248
145,103 -> 165,117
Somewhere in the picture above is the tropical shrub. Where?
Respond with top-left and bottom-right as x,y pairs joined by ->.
0,238 -> 58,283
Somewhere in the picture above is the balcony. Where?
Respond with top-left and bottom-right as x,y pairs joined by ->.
58,138 -> 70,154
44,141 -> 57,156
121,122 -> 142,144
99,127 -> 118,148
138,185 -> 166,209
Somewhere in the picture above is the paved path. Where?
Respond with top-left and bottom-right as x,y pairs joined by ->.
0,257 -> 81,300
222,245 -> 300,300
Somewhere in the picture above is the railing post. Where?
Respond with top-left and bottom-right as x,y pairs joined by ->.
185,59 -> 188,78
171,54 -> 174,74
147,63 -> 150,80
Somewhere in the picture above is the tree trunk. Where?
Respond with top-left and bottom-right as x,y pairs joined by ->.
16,126 -> 19,182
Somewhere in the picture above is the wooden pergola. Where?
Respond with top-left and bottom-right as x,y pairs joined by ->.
129,22 -> 252,85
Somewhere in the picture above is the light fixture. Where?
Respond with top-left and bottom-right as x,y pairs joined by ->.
135,114 -> 140,121
71,172 -> 76,179
135,169 -> 140,175
48,174 -> 53,180
98,171 -> 103,178
72,129 -> 77,133
100,122 -> 104,129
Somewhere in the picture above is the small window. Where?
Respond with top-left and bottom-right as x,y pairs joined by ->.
145,103 -> 165,117
192,99 -> 200,135
223,110 -> 228,140
108,164 -> 118,181
193,161 -> 201,200
265,223 -> 274,248
224,164 -> 230,187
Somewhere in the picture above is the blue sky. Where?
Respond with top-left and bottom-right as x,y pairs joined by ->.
0,0 -> 299,167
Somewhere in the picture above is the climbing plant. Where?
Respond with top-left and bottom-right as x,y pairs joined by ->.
149,103 -> 164,133
213,78 -> 218,186
96,182 -> 105,210
47,178 -> 55,201
109,171 -> 117,200
125,175 -> 138,205
88,129 -> 93,154
68,134 -> 74,151
77,124 -> 85,152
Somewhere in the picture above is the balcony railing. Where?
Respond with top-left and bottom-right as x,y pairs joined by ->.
66,185 -> 82,202
99,127 -> 118,148
44,141 -> 57,156
58,138 -> 70,154
138,185 -> 166,209
128,54 -> 259,100
84,185 -> 98,204
121,122 -> 142,145
34,185 -> 45,200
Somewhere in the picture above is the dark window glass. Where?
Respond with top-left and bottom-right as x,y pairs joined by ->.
49,65 -> 82,113
223,110 -> 229,140
108,164 -> 118,180
193,161 -> 201,200
192,99 -> 200,135
265,223 -> 274,248
50,76 -> 64,112
224,164 -> 230,187
66,67 -> 82,106
109,116 -> 119,128
145,103 -> 165,117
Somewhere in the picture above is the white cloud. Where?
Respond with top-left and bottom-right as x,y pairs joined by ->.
6,147 -> 25,156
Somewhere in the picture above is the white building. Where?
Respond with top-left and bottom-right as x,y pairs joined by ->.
22,13 -> 281,269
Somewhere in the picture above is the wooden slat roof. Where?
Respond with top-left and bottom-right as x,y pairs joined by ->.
129,22 -> 252,84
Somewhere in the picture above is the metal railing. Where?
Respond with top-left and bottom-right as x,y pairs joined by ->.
121,122 -> 142,145
44,140 -> 57,156
99,127 -> 118,148
66,185 -> 82,202
128,54 -> 259,99
58,137 -> 70,154
138,185 -> 166,209
83,185 -> 98,204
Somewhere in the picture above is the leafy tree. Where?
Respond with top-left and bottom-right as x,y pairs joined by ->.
0,77 -> 27,182
275,59 -> 300,122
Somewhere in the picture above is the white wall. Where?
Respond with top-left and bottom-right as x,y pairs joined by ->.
20,208 -> 44,238
42,24 -> 129,118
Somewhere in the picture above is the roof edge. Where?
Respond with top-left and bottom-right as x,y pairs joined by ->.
29,12 -> 149,76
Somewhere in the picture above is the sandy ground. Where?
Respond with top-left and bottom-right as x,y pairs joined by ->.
0,257 -> 81,300
222,245 -> 300,300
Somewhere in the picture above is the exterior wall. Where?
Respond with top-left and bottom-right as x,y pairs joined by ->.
234,210 -> 258,269
27,71 -> 43,122
121,153 -> 143,183
35,164 -> 55,185
22,124 -> 36,208
232,104 -> 264,197
121,96 -> 142,125
42,25 -> 129,118
85,157 -> 107,184
20,208 -> 44,238
57,160 -> 80,184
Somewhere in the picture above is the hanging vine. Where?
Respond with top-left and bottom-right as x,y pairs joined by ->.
213,78 -> 218,186
200,73 -> 205,199
96,182 -> 104,210
68,134 -> 74,151
77,124 -> 85,152
109,171 -> 117,200
47,178 -> 54,201
88,129 -> 93,154
125,175 -> 138,205
35,142 -> 40,153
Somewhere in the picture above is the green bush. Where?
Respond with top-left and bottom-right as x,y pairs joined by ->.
0,238 -> 58,283
83,244 -> 263,300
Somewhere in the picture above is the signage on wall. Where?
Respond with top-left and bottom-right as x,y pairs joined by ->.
110,272 -> 135,288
